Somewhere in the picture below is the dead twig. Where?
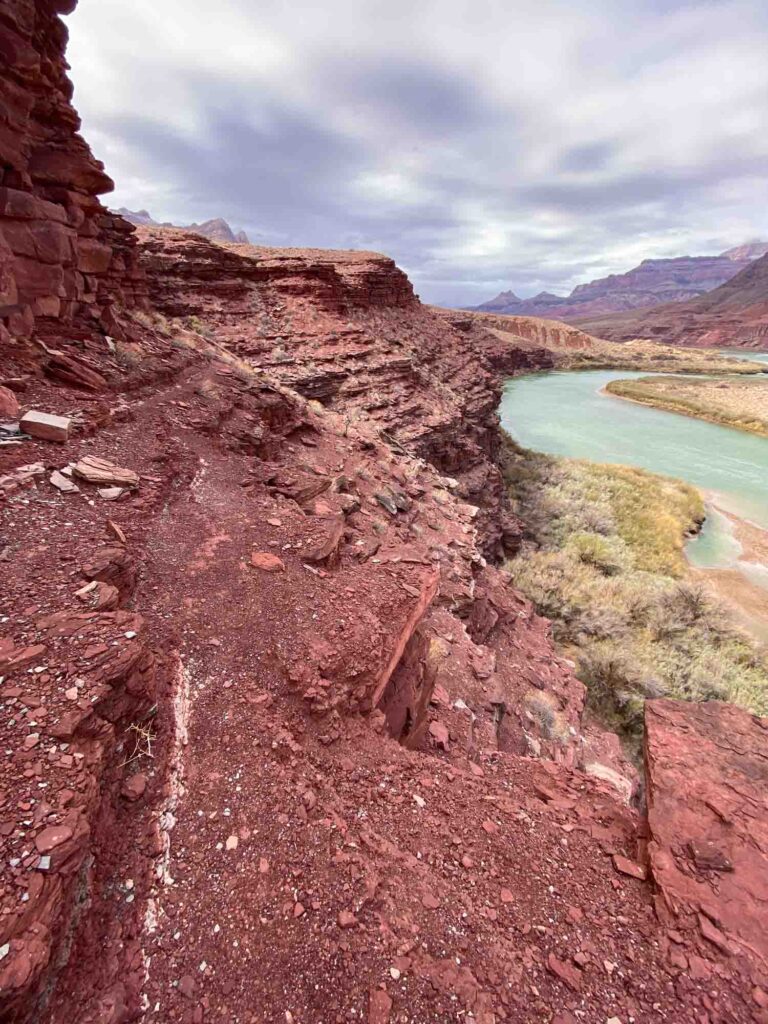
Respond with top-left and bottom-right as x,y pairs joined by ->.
118,706 -> 158,767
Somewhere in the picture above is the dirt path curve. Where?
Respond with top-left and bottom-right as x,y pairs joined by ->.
16,359 -> 756,1024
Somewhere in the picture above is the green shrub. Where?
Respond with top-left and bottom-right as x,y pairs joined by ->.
503,437 -> 768,749
565,532 -> 630,575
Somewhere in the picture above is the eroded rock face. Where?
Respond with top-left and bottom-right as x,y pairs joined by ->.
0,606 -> 158,1022
645,700 -> 768,972
472,245 -> 768,321
437,307 -> 598,357
133,226 -> 543,559
0,0 -> 145,340
574,252 -> 768,348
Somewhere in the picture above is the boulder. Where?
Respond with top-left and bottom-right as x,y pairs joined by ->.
120,773 -> 147,802
250,551 -> 285,572
0,385 -> 20,419
20,409 -> 71,442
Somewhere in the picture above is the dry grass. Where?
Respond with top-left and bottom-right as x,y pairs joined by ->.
559,340 -> 768,375
606,375 -> 768,437
119,716 -> 157,767
501,436 -> 768,748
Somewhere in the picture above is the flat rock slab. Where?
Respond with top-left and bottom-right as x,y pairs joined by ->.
50,469 -> 79,493
644,698 -> 768,966
72,455 -> 139,488
20,410 -> 71,442
613,853 -> 647,881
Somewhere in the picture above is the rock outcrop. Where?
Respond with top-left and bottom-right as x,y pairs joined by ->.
575,252 -> 768,348
472,243 -> 768,321
133,226 -> 546,558
0,0 -> 144,342
439,308 -> 600,356
645,700 -> 768,974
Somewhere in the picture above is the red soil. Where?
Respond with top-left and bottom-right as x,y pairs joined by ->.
0,4 -> 767,1023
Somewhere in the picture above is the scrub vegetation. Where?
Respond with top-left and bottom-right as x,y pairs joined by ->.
606,375 -> 768,437
556,341 -> 768,375
501,436 -> 768,748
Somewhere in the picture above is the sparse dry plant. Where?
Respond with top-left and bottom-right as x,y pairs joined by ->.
502,435 -> 768,749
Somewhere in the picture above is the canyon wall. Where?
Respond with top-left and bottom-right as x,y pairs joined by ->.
133,227 -> 549,557
0,4 -> 767,1022
438,307 -> 600,354
0,0 -> 144,344
574,253 -> 768,348
473,244 -> 768,321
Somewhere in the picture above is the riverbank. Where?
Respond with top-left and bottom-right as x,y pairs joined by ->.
441,307 -> 768,375
557,340 -> 768,375
695,567 -> 768,645
606,375 -> 768,437
692,503 -> 768,644
500,368 -> 768,534
500,437 -> 768,749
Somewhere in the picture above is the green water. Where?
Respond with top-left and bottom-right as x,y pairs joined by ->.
499,369 -> 768,570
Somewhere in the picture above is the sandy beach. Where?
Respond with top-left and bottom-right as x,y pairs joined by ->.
692,502 -> 768,644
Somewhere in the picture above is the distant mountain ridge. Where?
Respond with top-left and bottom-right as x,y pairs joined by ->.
116,208 -> 249,244
573,252 -> 768,348
473,242 -> 768,320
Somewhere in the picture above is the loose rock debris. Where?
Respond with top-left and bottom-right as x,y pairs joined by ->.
72,455 -> 140,488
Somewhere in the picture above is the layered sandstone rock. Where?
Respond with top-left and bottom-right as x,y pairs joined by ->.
133,226 -> 542,558
0,603 -> 158,1022
0,0 -> 144,341
645,700 -> 768,973
574,253 -> 768,348
438,307 -> 599,356
473,244 -> 768,321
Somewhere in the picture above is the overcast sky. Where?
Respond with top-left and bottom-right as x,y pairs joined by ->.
65,0 -> 768,306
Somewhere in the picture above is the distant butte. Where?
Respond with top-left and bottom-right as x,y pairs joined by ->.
115,207 -> 250,244
573,250 -> 768,347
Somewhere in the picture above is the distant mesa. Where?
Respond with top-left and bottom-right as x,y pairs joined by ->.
473,241 -> 768,321
115,208 -> 249,244
720,241 -> 768,263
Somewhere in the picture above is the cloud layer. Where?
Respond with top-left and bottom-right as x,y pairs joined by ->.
65,0 -> 768,305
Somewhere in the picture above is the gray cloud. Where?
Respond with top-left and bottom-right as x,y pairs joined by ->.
65,0 -> 768,306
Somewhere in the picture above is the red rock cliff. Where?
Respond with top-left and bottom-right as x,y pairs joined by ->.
134,227 -> 538,558
1,5 -> 767,1024
0,0 -> 144,343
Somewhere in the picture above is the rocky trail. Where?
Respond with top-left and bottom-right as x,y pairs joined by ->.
1,2 -> 767,1022
2,312 -> 767,1024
